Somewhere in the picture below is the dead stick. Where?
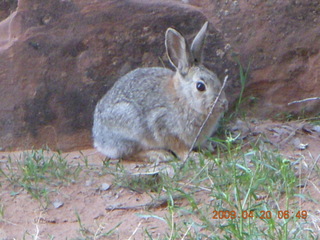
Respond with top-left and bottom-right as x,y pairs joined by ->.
105,189 -> 203,211
105,193 -> 185,211
288,97 -> 320,105
182,75 -> 228,165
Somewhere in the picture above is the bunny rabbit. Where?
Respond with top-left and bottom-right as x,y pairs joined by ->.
92,22 -> 228,160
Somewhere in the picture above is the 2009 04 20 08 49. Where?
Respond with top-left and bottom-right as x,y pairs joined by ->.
212,210 -> 308,220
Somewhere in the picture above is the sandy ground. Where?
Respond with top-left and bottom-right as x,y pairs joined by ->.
0,120 -> 320,239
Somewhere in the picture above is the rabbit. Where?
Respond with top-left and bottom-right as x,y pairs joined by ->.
92,21 -> 228,160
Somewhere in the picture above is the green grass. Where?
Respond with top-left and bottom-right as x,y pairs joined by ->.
236,58 -> 250,111
226,57 -> 251,119
117,135 -> 318,239
73,210 -> 121,240
0,131 -> 318,239
218,58 -> 251,135
0,148 -> 82,208
0,202 -> 4,222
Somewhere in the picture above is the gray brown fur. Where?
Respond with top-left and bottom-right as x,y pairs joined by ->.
92,22 -> 228,160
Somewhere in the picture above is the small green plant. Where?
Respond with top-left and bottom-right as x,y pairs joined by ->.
0,202 -> 5,222
219,58 -> 251,131
228,57 -> 251,118
0,148 -> 82,208
75,210 -> 91,237
237,59 -> 251,109
74,210 -> 121,239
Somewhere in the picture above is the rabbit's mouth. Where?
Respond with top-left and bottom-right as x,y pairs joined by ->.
207,97 -> 228,111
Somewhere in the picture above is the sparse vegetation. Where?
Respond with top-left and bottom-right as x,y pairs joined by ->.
74,210 -> 121,239
235,58 -> 251,112
103,132 -> 319,239
0,126 -> 319,239
0,148 -> 82,208
223,57 -> 251,121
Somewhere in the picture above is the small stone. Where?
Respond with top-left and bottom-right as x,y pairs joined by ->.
53,201 -> 64,209
85,179 -> 93,187
292,138 -> 308,150
297,143 -> 308,150
312,125 -> 320,133
100,183 -> 111,191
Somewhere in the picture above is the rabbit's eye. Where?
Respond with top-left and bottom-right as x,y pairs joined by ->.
196,82 -> 206,92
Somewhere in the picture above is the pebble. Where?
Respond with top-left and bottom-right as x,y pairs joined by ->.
100,183 -> 111,191
312,125 -> 320,133
53,201 -> 64,209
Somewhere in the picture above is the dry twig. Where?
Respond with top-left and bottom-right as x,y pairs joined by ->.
105,189 -> 203,211
288,97 -> 320,105
105,194 -> 185,211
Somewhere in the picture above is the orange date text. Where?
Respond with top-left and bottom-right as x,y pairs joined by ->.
212,210 -> 308,220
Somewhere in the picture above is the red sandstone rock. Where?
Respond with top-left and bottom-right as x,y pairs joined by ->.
0,0 -> 234,151
1,0 -> 319,151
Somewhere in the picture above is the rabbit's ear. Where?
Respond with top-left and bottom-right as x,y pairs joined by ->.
190,21 -> 208,64
165,28 -> 190,75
